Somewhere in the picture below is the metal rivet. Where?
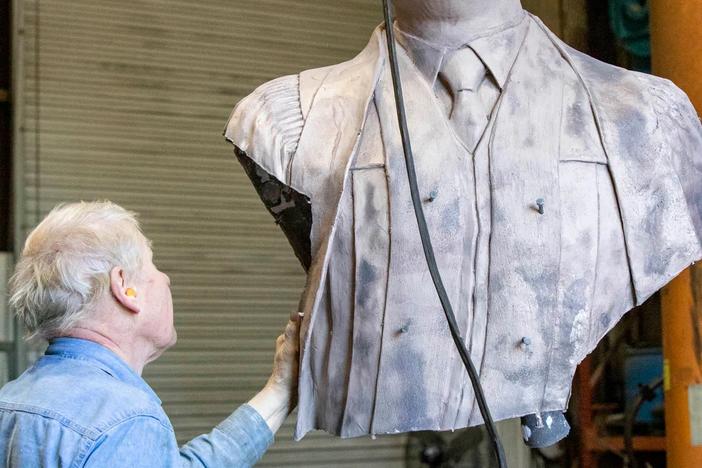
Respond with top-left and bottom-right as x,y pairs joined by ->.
521,337 -> 532,349
399,325 -> 409,334
536,198 -> 545,215
426,189 -> 438,202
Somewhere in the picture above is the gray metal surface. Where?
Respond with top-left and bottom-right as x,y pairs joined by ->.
520,411 -> 570,448
12,0 -> 408,465
225,3 -> 702,448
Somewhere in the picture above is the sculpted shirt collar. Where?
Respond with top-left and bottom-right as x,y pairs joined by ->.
394,10 -> 530,90
46,337 -> 161,404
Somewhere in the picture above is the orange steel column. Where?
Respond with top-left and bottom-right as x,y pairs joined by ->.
651,3 -> 702,466
659,270 -> 702,467
650,2 -> 702,107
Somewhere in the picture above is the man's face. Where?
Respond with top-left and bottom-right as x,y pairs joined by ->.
137,247 -> 177,356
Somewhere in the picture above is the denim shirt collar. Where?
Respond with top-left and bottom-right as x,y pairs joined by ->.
45,337 -> 161,404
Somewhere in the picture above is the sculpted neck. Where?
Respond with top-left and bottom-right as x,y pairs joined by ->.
393,0 -> 524,47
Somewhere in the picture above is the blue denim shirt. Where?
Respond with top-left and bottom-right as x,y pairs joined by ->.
0,338 -> 274,467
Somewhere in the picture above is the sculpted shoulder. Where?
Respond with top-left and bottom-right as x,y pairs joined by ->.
224,28 -> 384,190
563,41 -> 702,144
224,74 -> 304,186
559,39 -> 702,301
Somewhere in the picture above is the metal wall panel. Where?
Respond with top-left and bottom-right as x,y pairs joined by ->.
14,0 -> 408,465
0,253 -> 12,385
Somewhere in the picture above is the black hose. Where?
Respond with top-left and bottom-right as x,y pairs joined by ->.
380,1 -> 507,467
623,378 -> 663,468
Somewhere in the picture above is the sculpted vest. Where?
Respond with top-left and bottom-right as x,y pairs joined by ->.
225,15 -> 702,439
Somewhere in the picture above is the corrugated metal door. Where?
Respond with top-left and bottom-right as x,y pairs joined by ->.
13,0 -> 408,465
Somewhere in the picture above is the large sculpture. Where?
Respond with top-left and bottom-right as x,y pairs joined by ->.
224,0 -> 702,444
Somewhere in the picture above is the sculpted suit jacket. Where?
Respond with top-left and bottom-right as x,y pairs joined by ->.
225,13 -> 702,440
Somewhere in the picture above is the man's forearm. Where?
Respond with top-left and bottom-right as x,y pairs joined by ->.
179,404 -> 274,467
247,383 -> 292,433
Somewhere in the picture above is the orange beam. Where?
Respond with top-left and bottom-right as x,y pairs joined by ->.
659,270 -> 702,467
584,433 -> 666,453
651,3 -> 702,467
576,357 -> 595,468
650,2 -> 702,111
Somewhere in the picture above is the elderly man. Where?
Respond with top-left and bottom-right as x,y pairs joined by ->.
0,201 -> 298,467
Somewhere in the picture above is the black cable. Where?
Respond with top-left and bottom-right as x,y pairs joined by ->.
623,378 -> 663,468
380,1 -> 507,467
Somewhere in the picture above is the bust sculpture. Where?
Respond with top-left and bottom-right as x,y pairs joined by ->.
224,0 -> 702,446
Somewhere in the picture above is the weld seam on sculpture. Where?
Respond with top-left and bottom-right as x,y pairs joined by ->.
368,107 -> 393,436
465,19 -> 533,425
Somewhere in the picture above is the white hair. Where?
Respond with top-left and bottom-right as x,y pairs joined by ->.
9,201 -> 150,341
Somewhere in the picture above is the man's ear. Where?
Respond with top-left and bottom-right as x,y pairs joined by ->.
110,266 -> 141,314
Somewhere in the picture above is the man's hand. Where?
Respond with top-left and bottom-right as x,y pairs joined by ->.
247,312 -> 300,433
266,312 -> 300,403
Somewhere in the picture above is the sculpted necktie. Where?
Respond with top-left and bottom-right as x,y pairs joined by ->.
438,47 -> 490,152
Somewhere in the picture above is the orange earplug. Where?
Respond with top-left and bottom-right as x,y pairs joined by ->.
125,288 -> 137,298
